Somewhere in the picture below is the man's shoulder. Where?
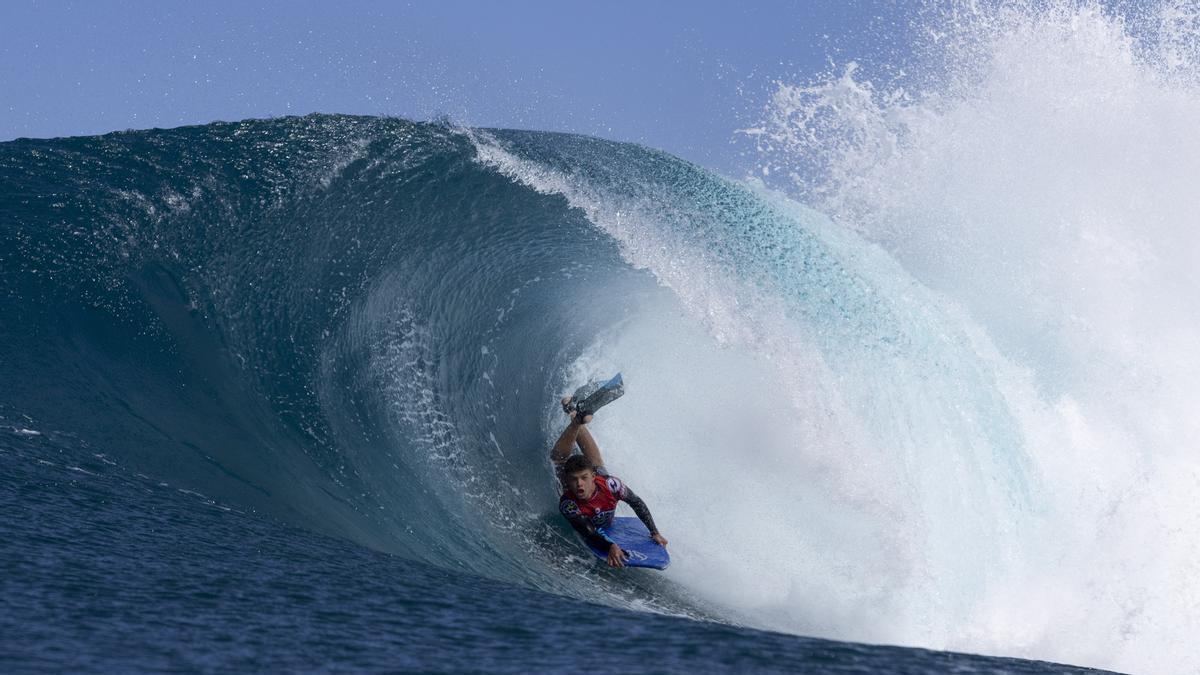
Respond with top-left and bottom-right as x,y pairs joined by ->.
602,474 -> 626,495
558,493 -> 581,516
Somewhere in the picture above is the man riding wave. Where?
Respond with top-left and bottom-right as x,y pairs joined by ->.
550,399 -> 668,567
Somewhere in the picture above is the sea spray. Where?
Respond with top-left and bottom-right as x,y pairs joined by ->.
746,1 -> 1200,671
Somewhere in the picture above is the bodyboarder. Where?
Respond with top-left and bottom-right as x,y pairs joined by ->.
550,399 -> 668,567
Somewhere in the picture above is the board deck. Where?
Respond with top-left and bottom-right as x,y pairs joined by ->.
585,516 -> 670,570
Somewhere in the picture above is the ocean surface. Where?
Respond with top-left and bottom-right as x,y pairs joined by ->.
2,415 -> 1100,673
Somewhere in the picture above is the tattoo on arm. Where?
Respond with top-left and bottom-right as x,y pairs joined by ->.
621,488 -> 659,535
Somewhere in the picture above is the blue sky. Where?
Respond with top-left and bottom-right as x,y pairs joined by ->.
1,1 -> 914,175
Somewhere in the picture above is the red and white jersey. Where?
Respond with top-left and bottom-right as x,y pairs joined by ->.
558,471 -> 627,531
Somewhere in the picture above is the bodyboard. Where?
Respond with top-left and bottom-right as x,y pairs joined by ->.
570,373 -> 625,417
585,516 -> 670,570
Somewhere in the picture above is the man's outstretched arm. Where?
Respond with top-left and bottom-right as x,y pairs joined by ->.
621,488 -> 668,546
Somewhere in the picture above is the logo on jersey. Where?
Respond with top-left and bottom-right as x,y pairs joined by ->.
588,508 -> 616,528
605,476 -> 624,496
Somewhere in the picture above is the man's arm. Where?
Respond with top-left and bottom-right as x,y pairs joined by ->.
620,487 -> 661,537
560,501 -> 614,550
621,486 -> 668,547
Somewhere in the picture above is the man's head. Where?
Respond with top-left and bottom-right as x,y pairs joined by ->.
563,454 -> 597,501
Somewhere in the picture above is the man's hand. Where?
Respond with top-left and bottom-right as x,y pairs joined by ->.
607,543 -> 628,568
651,532 -> 668,547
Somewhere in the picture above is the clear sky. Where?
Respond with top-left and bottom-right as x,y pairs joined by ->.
1,1 -> 915,175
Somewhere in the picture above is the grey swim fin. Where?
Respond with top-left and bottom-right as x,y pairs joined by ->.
565,373 -> 625,418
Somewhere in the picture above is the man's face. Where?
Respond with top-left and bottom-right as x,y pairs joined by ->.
567,469 -> 596,501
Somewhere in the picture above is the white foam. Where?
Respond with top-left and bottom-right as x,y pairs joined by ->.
747,2 -> 1200,671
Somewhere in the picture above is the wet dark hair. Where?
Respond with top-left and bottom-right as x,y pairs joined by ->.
562,454 -> 595,476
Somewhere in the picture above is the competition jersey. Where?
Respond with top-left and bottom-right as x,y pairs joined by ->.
558,471 -> 628,531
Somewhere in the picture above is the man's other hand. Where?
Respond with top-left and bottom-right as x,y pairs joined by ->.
607,543 -> 628,567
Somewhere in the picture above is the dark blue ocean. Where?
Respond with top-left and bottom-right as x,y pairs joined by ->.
1,116 -> 1116,673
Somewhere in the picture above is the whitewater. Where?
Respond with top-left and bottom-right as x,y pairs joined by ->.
739,1 -> 1200,670
2,2 -> 1197,673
